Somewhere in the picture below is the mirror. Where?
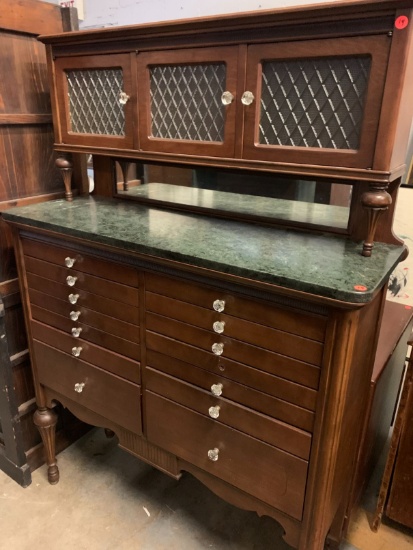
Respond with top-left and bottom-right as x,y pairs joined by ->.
114,161 -> 352,231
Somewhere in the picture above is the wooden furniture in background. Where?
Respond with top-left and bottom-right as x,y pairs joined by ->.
0,0 -> 87,487
373,324 -> 413,530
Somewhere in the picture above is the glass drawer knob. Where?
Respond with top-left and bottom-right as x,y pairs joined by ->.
72,346 -> 82,357
212,343 -> 224,356
65,257 -> 76,268
213,321 -> 225,334
221,91 -> 234,105
66,275 -> 77,287
74,382 -> 85,393
211,383 -> 223,396
241,91 -> 255,106
70,311 -> 81,321
208,406 -> 220,419
71,327 -> 82,338
68,293 -> 79,305
208,448 -> 219,462
119,91 -> 130,105
213,299 -> 225,312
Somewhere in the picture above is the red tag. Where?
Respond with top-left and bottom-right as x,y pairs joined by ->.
395,15 -> 409,30
354,285 -> 367,291
405,305 -> 412,310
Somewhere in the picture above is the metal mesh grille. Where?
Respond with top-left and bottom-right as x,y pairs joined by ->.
150,64 -> 226,142
66,68 -> 125,136
259,56 -> 371,149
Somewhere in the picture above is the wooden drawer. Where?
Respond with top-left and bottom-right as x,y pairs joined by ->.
147,330 -> 319,390
27,273 -> 139,325
147,347 -> 316,412
34,340 -> 142,435
31,321 -> 140,384
146,347 -> 315,432
31,305 -> 140,360
147,311 -> 323,366
146,272 -> 326,342
29,289 -> 139,342
22,237 -> 139,287
146,367 -> 311,460
146,391 -> 307,520
25,256 -> 139,307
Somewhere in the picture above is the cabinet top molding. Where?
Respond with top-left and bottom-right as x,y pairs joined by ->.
38,0 -> 413,45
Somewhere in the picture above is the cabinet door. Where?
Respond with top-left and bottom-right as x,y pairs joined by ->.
137,47 -> 239,157
54,54 -> 135,148
242,36 -> 390,169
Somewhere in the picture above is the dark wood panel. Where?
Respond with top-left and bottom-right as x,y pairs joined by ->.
0,32 -> 51,114
25,256 -> 139,306
26,273 -> 139,324
31,305 -> 140,360
146,346 -> 315,432
145,273 -> 326,341
147,331 -> 320,390
147,312 -> 323,366
146,391 -> 308,520
22,237 -> 139,287
34,340 -> 142,435
0,0 -> 64,36
146,367 -> 312,460
31,321 -> 140,384
29,288 -> 139,342
0,114 -> 53,125
0,127 -> 61,202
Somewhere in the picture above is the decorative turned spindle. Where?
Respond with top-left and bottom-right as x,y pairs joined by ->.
56,156 -> 73,201
117,159 -> 131,191
361,184 -> 392,257
33,407 -> 59,484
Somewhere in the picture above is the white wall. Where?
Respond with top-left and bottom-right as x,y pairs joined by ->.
78,0 -> 340,29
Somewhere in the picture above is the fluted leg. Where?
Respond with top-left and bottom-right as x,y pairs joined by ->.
117,160 -> 131,191
56,156 -> 73,201
361,184 -> 392,257
33,407 -> 59,484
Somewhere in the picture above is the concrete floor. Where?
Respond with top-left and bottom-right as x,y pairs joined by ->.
0,429 -> 410,550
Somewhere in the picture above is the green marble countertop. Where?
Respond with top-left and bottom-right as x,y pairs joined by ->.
2,196 -> 405,304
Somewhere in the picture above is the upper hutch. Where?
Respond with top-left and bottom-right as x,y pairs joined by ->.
3,2 -> 413,550
41,0 -> 413,257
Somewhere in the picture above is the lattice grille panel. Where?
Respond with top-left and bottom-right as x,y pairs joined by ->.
259,56 -> 371,149
150,64 -> 226,142
67,68 -> 125,136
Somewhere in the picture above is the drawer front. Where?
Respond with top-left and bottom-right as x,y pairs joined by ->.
31,305 -> 140,360
147,346 -> 316,412
25,256 -> 139,307
29,289 -> 139,342
34,340 -> 142,435
146,272 -> 326,342
146,391 -> 307,520
146,367 -> 311,460
22,237 -> 139,287
31,321 -> 140,384
146,348 -> 314,432
147,331 -> 320,390
27,273 -> 139,325
147,311 -> 323,366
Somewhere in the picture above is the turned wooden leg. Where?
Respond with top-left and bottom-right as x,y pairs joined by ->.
361,184 -> 392,257
117,160 -> 131,191
56,156 -> 74,201
33,407 -> 60,484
